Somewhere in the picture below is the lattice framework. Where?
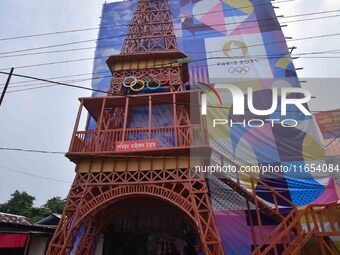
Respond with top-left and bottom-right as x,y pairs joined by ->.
121,0 -> 177,54
46,168 -> 224,255
47,0 -> 224,253
108,67 -> 185,96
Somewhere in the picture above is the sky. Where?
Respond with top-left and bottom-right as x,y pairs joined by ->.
0,0 -> 339,206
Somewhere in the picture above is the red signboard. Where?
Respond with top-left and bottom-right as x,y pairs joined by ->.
0,234 -> 27,248
115,140 -> 158,152
315,109 -> 340,139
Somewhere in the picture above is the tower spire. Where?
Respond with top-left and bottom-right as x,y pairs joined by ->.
121,0 -> 177,54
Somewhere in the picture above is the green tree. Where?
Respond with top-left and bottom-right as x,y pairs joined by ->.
43,196 -> 66,214
29,207 -> 49,223
0,191 -> 66,222
0,190 -> 35,218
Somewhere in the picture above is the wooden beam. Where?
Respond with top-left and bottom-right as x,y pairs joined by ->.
122,97 -> 129,141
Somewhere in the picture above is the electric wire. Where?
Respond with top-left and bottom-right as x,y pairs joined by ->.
322,135 -> 340,150
5,76 -> 110,89
0,48 -> 340,93
2,46 -> 340,89
1,147 -> 338,179
3,74 -> 114,90
0,147 -> 64,154
0,165 -> 72,184
1,12 -> 340,59
2,30 -> 340,71
0,0 -> 301,42
8,70 -> 111,86
0,70 -> 335,116
1,147 -> 337,160
2,49 -> 340,90
2,10 -> 337,87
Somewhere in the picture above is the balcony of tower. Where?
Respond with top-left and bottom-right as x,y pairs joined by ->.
66,90 -> 210,162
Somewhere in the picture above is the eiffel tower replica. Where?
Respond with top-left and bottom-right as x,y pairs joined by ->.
46,0 -> 224,254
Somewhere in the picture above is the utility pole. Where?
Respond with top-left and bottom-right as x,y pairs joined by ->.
0,67 -> 14,107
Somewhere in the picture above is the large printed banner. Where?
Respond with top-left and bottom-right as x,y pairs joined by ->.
180,0 -> 334,203
205,34 -> 273,81
91,1 -> 340,254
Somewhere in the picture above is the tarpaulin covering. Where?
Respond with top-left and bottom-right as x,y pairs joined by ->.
0,234 -> 27,248
91,0 -> 339,207
127,105 -> 175,147
90,1 -> 340,254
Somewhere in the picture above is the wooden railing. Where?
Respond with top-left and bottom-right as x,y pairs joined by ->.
211,149 -> 296,220
210,149 -> 298,246
252,202 -> 340,255
210,150 -> 340,254
69,125 -> 206,154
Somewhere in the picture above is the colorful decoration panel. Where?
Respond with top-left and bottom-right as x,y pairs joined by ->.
179,0 -> 337,207
91,1 -> 340,254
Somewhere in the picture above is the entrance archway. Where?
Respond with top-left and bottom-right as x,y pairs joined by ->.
100,198 -> 200,255
47,170 -> 224,255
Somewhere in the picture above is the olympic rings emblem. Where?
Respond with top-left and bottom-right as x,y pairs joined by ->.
123,76 -> 161,92
228,66 -> 250,75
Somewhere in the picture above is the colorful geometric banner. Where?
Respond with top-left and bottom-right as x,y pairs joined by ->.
91,1 -> 340,254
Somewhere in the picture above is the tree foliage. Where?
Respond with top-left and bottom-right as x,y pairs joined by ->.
0,190 -> 66,222
0,190 -> 34,216
43,197 -> 66,214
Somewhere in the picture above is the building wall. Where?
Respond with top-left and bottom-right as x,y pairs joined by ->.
28,237 -> 49,255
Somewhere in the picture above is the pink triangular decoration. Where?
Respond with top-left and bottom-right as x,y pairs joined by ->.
333,178 -> 340,200
229,21 -> 260,36
200,3 -> 226,34
312,177 -> 340,204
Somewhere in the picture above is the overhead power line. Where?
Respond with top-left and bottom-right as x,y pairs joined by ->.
0,47 -> 339,93
0,55 -> 333,90
2,46 -> 340,88
0,18 -> 278,56
1,49 -> 340,89
0,70 -> 334,115
0,147 -> 338,165
1,147 -> 336,160
0,147 -> 64,154
2,74 -> 113,89
1,13 -> 335,87
1,11 -> 340,59
1,13 -> 338,60
8,70 -> 111,85
0,0 -> 301,42
0,165 -> 72,184
7,84 -> 57,93
0,71 -> 109,95
322,135 -> 340,150
2,30 -> 340,71
2,50 -> 340,91
2,45 -> 340,93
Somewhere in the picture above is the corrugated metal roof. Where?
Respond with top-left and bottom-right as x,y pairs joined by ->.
0,212 -> 31,225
